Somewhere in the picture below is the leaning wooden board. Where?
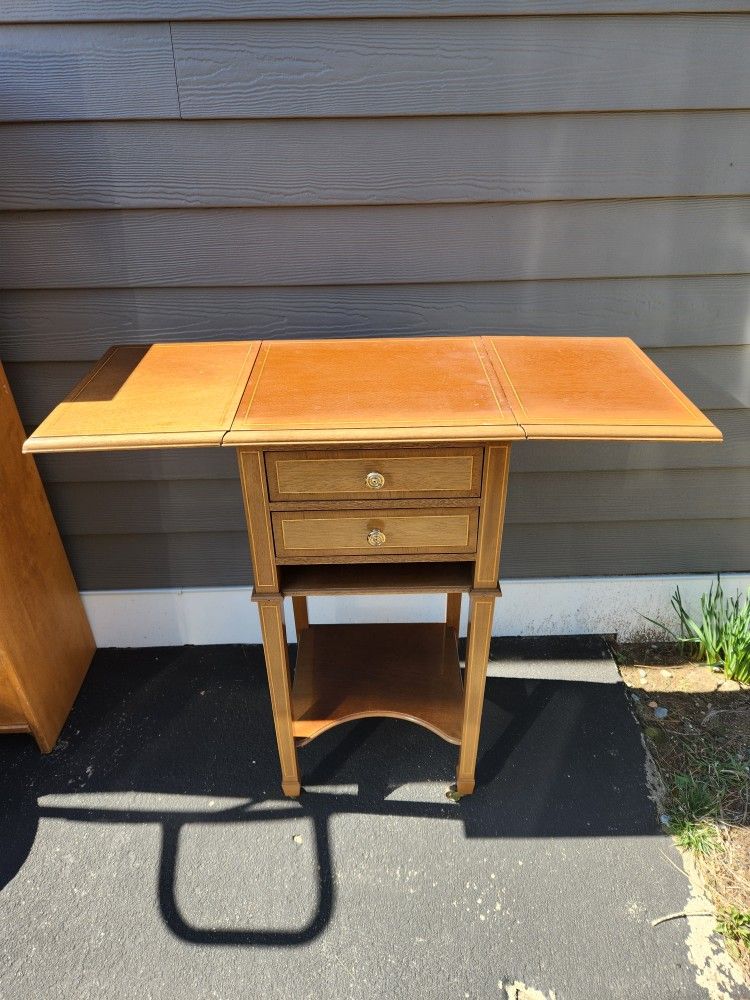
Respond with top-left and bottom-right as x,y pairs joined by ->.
1,362 -> 95,751
24,336 -> 720,794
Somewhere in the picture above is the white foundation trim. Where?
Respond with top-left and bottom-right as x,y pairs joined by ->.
81,573 -> 750,648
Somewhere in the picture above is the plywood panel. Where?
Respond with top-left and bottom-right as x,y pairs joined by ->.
0,24 -> 179,121
2,277 -> 749,362
2,112 -> 748,209
172,17 -> 750,118
3,2 -> 748,21
2,199 -> 749,289
0,363 -> 94,750
62,519 -> 750,589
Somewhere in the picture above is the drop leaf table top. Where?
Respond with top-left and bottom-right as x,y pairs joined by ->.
24,336 -> 720,454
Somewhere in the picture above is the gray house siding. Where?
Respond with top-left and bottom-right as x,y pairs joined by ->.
0,6 -> 748,590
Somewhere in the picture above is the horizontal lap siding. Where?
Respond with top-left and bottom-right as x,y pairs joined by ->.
2,200 -> 750,287
0,8 -> 747,590
2,113 -> 747,210
0,24 -> 179,121
4,3 -> 750,22
170,17 -> 750,117
2,279 -> 749,360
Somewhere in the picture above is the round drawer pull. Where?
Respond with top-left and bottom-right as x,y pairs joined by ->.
365,471 -> 385,490
367,528 -> 386,547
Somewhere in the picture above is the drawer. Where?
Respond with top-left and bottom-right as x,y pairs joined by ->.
272,507 -> 479,558
265,447 -> 483,502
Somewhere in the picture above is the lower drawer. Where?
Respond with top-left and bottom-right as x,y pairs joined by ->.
272,507 -> 478,558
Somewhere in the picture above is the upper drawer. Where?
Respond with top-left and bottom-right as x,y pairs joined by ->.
265,447 -> 483,502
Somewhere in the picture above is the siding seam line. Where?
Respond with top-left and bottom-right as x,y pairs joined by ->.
167,21 -> 183,119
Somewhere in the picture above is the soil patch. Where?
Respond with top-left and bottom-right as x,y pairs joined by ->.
615,642 -> 750,984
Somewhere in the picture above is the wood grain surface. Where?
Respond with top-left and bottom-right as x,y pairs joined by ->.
266,448 -> 483,501
278,562 -> 474,596
487,336 -> 720,440
0,363 -> 94,751
24,343 -> 261,452
172,17 -> 750,118
23,334 -> 722,462
228,338 -> 519,445
291,623 -> 464,745
272,508 -> 479,558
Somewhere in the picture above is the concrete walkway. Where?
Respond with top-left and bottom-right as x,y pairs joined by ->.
0,638 -> 737,999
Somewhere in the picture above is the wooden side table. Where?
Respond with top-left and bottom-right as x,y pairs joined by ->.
25,336 -> 721,794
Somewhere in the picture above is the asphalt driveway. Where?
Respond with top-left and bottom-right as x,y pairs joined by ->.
0,637 -> 740,999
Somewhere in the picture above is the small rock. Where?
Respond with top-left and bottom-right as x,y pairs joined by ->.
660,669 -> 673,678
660,814 -> 671,826
719,679 -> 741,692
648,700 -> 658,709
639,669 -> 648,679
292,834 -> 303,845
654,707 -> 668,720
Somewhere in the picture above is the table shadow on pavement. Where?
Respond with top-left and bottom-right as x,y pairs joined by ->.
0,638 -> 663,949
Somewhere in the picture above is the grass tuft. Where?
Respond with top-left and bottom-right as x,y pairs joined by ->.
670,818 -> 722,856
716,908 -> 750,951
641,576 -> 750,683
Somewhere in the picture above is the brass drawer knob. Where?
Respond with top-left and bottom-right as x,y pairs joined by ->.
365,471 -> 385,490
367,528 -> 386,547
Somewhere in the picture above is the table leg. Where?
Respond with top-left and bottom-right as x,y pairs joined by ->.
292,595 -> 309,633
456,593 -> 495,796
257,600 -> 301,797
446,592 -> 462,634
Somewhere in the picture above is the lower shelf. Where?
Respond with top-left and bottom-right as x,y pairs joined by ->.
292,622 -> 464,745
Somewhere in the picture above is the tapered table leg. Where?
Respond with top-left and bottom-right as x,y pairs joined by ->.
446,592 -> 462,634
292,595 -> 309,633
456,593 -> 496,796
257,600 -> 301,797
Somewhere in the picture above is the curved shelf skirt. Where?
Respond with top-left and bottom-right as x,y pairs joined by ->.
291,623 -> 464,747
